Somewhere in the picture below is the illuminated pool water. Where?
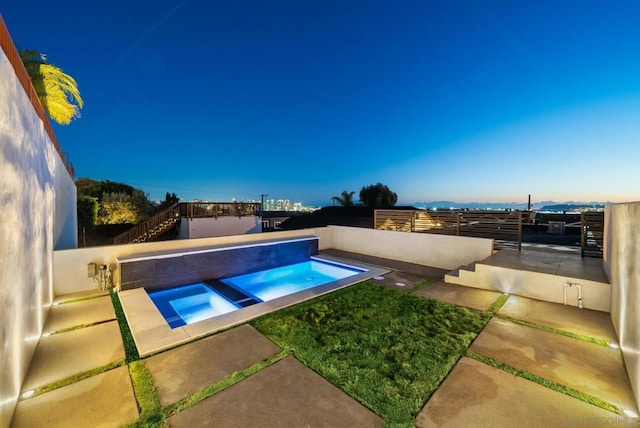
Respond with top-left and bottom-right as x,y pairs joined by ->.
148,260 -> 363,328
221,260 -> 362,302
148,283 -> 239,328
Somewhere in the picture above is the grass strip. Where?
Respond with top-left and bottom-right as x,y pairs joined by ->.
110,289 -> 140,363
126,361 -> 165,428
48,319 -> 116,335
252,282 -> 489,425
407,277 -> 436,293
466,350 -> 622,415
55,292 -> 109,305
484,293 -> 510,317
495,314 -> 610,347
29,360 -> 125,398
163,350 -> 290,419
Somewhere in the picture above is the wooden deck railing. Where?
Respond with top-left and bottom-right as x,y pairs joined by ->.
179,202 -> 261,219
113,203 -> 181,245
113,202 -> 262,245
375,209 -> 525,250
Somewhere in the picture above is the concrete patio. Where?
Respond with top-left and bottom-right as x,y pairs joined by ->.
10,250 -> 639,427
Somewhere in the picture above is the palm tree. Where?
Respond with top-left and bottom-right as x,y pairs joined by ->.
20,50 -> 83,125
331,191 -> 356,206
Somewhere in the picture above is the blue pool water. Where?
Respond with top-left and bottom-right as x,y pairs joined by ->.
221,260 -> 362,302
148,283 -> 239,328
148,260 -> 363,328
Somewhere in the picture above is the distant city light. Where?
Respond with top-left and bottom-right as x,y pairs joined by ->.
263,198 -> 316,212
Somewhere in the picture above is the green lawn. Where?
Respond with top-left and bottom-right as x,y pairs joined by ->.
252,281 -> 489,426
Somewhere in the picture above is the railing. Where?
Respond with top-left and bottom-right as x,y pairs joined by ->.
113,202 -> 262,245
179,202 -> 261,219
375,209 -> 525,250
581,212 -> 604,258
113,203 -> 181,245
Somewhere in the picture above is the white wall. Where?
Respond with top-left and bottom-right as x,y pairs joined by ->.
53,225 -> 491,295
177,216 -> 261,239
605,202 -> 640,411
446,264 -> 610,312
52,159 -> 77,250
54,229 -> 323,295
0,47 -> 77,426
329,226 -> 493,270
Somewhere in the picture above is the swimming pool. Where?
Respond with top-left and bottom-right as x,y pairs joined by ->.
148,259 -> 363,328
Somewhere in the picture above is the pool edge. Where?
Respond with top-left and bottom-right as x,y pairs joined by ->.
119,257 -> 389,357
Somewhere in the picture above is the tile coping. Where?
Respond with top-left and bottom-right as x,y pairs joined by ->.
118,255 -> 388,356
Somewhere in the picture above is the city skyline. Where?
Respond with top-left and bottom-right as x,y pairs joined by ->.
2,1 -> 640,204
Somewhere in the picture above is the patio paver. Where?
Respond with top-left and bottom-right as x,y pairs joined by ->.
470,318 -> 638,412
480,249 -> 608,283
21,321 -> 124,392
12,365 -> 138,428
44,296 -> 116,333
145,324 -> 281,406
320,249 -> 449,279
497,295 -> 617,344
167,356 -> 384,427
416,357 -> 624,428
415,281 -> 503,311
371,270 -> 426,290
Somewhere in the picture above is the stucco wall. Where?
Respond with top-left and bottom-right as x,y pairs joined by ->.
177,216 -> 261,239
0,47 -> 77,425
329,225 -> 493,270
605,202 -> 640,411
52,160 -> 77,250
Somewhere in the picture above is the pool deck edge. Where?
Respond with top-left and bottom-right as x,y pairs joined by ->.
119,257 -> 389,357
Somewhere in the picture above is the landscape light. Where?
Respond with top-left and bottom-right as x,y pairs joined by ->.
21,390 -> 34,399
608,343 -> 620,349
623,409 -> 638,418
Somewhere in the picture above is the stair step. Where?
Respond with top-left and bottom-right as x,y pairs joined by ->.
460,262 -> 477,272
446,268 -> 460,278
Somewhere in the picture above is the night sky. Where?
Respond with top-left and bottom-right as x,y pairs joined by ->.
3,1 -> 640,205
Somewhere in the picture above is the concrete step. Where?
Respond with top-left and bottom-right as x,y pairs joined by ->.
460,262 -> 477,272
446,268 -> 460,278
445,262 -> 477,283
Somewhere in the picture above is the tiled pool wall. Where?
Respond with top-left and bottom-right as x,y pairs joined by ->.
119,238 -> 319,291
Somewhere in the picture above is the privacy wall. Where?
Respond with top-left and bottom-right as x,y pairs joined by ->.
604,202 -> 640,411
0,16 -> 77,426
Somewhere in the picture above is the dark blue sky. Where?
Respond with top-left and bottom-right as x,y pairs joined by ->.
3,1 -> 640,205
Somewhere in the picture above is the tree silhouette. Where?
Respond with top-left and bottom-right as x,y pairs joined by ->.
158,192 -> 180,210
331,190 -> 356,206
359,183 -> 397,207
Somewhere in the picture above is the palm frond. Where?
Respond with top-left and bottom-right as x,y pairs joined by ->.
19,49 -> 83,125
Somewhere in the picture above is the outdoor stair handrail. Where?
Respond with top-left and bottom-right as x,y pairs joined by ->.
112,202 -> 263,245
113,203 -> 180,245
